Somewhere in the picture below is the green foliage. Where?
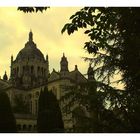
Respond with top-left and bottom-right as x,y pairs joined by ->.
18,7 -> 49,13
37,87 -> 64,133
62,7 -> 140,132
61,81 -> 127,132
0,90 -> 17,132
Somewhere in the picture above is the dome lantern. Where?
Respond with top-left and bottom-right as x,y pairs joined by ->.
16,31 -> 45,61
29,30 -> 33,42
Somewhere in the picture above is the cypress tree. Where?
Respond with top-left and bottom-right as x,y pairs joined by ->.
37,87 -> 64,132
0,90 -> 17,132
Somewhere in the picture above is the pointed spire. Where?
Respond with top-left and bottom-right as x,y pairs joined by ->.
3,71 -> 8,81
60,53 -> 69,72
75,65 -> 78,71
87,63 -> 93,74
46,54 -> 48,61
61,53 -> 67,61
87,64 -> 95,81
62,53 -> 67,60
11,55 -> 13,62
29,30 -> 33,42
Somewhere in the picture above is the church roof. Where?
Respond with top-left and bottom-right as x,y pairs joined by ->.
16,31 -> 45,61
69,70 -> 87,83
48,69 -> 60,82
48,67 -> 87,84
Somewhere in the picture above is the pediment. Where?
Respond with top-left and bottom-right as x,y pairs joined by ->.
48,71 -> 60,82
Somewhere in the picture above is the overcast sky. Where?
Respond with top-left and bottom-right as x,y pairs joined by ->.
0,7 -> 92,78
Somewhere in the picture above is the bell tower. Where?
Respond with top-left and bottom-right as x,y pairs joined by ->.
60,53 -> 69,72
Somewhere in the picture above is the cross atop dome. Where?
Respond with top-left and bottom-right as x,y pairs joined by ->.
62,52 -> 67,60
63,52 -> 65,57
29,30 -> 33,42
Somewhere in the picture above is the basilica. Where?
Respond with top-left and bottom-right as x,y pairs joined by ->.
0,31 -> 93,132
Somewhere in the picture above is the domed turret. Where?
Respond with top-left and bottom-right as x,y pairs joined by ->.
10,31 -> 49,89
16,31 -> 45,61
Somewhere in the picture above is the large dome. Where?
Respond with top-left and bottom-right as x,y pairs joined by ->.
16,31 -> 45,61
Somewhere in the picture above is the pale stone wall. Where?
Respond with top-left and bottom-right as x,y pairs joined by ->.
15,117 -> 37,132
11,57 -> 48,89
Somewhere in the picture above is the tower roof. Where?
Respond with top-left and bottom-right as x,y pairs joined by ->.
16,31 -> 45,61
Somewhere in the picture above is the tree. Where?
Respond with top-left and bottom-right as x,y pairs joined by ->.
61,7 -> 140,132
37,87 -> 64,132
17,7 -> 49,13
61,79 -> 126,132
0,90 -> 17,132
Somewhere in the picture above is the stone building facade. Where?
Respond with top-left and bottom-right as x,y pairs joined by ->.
0,31 -> 93,132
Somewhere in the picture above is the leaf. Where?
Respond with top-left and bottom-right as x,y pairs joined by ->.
84,30 -> 91,34
70,14 -> 76,20
61,23 -> 69,34
18,7 -> 49,13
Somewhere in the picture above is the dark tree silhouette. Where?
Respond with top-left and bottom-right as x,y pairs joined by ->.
0,90 -> 17,132
61,7 -> 140,132
37,87 -> 64,133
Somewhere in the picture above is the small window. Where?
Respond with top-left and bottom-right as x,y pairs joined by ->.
17,124 -> 21,131
23,124 -> 27,131
31,66 -> 34,74
28,125 -> 32,131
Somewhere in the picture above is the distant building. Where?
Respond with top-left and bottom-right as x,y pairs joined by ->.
0,31 -> 94,132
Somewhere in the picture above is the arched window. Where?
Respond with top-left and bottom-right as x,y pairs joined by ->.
31,66 -> 34,74
37,66 -> 40,76
23,66 -> 25,74
28,125 -> 32,131
44,69 -> 46,76
41,67 -> 43,76
30,101 -> 32,113
17,67 -> 19,75
23,124 -> 27,131
17,124 -> 21,131
34,125 -> 37,130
